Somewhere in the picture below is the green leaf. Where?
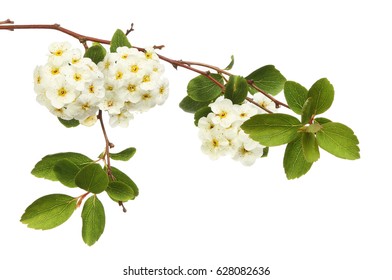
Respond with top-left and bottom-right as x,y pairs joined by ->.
224,75 -> 248,104
301,97 -> 314,124
81,195 -> 105,246
308,78 -> 334,115
53,159 -> 80,188
283,137 -> 313,179
284,81 -> 308,114
75,163 -> 109,194
179,96 -> 211,113
111,166 -> 139,197
315,117 -> 332,125
84,43 -> 107,64
316,122 -> 360,160
58,118 -> 79,128
241,113 -> 302,146
224,55 -> 235,70
32,152 -> 93,181
194,106 -> 212,126
261,147 -> 269,158
110,29 -> 132,53
187,74 -> 224,102
110,147 -> 136,161
301,133 -> 320,163
21,194 -> 77,230
246,65 -> 286,95
106,181 -> 135,202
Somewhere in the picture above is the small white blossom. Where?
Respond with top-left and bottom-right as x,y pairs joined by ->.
252,93 -> 277,113
109,109 -> 134,128
209,97 -> 238,128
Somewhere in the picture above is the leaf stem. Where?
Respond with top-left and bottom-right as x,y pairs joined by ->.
76,192 -> 90,208
97,110 -> 115,180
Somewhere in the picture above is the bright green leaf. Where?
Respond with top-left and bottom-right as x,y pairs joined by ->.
75,163 -> 109,194
106,181 -> 135,202
301,97 -> 314,124
224,75 -> 248,104
58,118 -> 79,128
84,43 -> 107,64
110,147 -> 136,161
194,106 -> 212,126
284,137 -> 313,179
53,159 -> 80,188
246,65 -> 286,95
301,133 -> 320,163
21,194 -> 77,230
224,55 -> 235,70
284,81 -> 308,114
308,78 -> 334,115
179,96 -> 211,113
304,123 -> 323,134
81,196 -> 105,246
315,117 -> 332,125
241,113 -> 302,146
187,74 -> 224,102
32,152 -> 93,181
110,29 -> 131,53
110,166 -> 139,197
317,122 -> 360,160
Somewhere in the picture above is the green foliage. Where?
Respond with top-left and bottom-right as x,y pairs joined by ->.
110,147 -> 136,161
21,194 -> 77,230
246,65 -> 286,95
75,163 -> 109,194
111,166 -> 139,197
53,159 -> 81,188
58,117 -> 79,128
84,43 -> 107,64
316,122 -> 360,160
301,97 -> 314,124
179,96 -> 211,113
224,75 -> 248,104
31,152 -> 93,181
314,117 -> 332,125
187,74 -> 224,102
81,195 -> 105,246
224,55 -> 235,70
106,181 -> 135,202
110,29 -> 132,53
284,81 -> 308,114
284,137 -> 313,179
194,106 -> 212,126
307,78 -> 334,116
241,113 -> 302,146
301,133 -> 320,163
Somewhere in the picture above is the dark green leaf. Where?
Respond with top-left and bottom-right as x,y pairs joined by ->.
106,181 -> 135,202
315,117 -> 332,125
21,194 -> 77,230
187,74 -> 224,102
194,106 -> 212,126
53,159 -> 80,188
75,163 -> 109,194
246,65 -> 286,95
110,147 -> 136,161
301,133 -> 320,163
283,137 -> 313,179
84,43 -> 107,64
261,147 -> 269,158
110,29 -> 132,53
317,122 -> 360,160
301,97 -> 314,124
308,78 -> 334,115
110,166 -> 139,197
284,81 -> 308,114
241,113 -> 302,146
224,55 -> 235,70
32,152 -> 93,181
58,118 -> 79,128
179,96 -> 211,113
81,195 -> 105,246
224,75 -> 248,104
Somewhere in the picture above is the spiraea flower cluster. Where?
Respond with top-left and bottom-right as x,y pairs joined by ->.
198,96 -> 274,166
33,42 -> 169,127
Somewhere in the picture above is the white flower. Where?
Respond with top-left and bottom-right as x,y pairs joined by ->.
63,65 -> 93,91
209,97 -> 238,128
99,91 -> 126,114
235,103 -> 258,121
144,47 -> 159,61
154,77 -> 169,105
232,131 -> 264,166
80,115 -> 98,127
109,109 -> 134,128
200,132 -> 230,160
48,42 -> 71,66
66,94 -> 99,120
46,80 -> 78,109
252,93 -> 277,113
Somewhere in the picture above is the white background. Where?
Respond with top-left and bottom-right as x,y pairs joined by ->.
1,0 -> 391,279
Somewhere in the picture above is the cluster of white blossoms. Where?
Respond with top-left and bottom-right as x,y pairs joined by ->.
198,95 -> 276,166
33,42 -> 169,127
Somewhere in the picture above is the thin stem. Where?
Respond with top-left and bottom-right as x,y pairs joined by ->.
97,110 -> 114,179
76,192 -> 90,208
245,97 -> 273,114
247,80 -> 289,109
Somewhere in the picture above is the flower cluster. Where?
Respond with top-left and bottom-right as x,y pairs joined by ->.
33,42 -> 169,127
198,96 -> 272,166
